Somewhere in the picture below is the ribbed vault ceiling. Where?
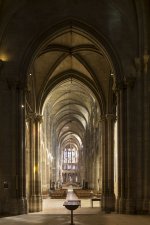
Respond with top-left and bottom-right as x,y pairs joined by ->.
33,29 -> 112,150
43,78 -> 99,149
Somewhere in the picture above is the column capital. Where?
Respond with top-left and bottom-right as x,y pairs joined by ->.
35,114 -> 43,123
26,112 -> 36,121
26,113 -> 43,123
106,114 -> 116,121
99,115 -> 106,122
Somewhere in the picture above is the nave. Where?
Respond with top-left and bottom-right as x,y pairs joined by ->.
0,0 -> 150,219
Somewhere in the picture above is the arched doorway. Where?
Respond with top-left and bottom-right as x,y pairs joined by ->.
25,21 -> 120,213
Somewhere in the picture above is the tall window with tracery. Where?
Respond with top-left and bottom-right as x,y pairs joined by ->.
63,147 -> 78,169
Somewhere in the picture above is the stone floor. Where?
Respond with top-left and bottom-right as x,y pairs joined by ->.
0,188 -> 149,224
42,198 -> 101,214
0,211 -> 150,225
0,198 -> 149,225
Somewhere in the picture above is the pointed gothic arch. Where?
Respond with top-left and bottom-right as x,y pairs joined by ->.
23,20 -> 122,213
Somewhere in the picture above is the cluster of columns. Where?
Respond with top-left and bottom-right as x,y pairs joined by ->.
5,79 -> 43,215
4,81 -> 28,215
101,114 -> 116,213
26,113 -> 43,212
114,55 -> 150,214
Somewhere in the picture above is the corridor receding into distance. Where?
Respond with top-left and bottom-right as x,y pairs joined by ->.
25,27 -> 115,214
0,1 -> 150,224
41,78 -> 101,196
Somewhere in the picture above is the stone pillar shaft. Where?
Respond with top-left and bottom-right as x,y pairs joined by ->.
101,117 -> 106,210
107,114 -> 115,211
117,87 -> 127,213
134,57 -> 144,213
17,87 -> 27,214
6,81 -> 27,215
101,114 -> 115,212
28,114 -> 42,212
125,77 -> 136,214
143,55 -> 150,214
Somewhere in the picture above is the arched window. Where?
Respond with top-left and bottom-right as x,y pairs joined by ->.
63,146 -> 78,170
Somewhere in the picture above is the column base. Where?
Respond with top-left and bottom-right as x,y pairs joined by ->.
126,198 -> 135,214
7,198 -> 28,216
135,198 -> 144,214
143,199 -> 149,214
0,196 -> 10,215
119,198 -> 126,213
101,194 -> 115,213
18,198 -> 28,214
115,197 -> 119,212
29,195 -> 43,212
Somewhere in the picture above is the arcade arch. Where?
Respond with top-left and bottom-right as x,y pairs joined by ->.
25,23 -> 119,213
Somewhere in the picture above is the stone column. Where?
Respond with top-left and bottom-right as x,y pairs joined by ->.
8,81 -> 19,215
106,113 -> 116,212
6,80 -> 27,215
17,86 -> 28,214
100,116 -> 105,210
125,76 -> 136,214
29,114 -> 43,212
28,114 -> 35,211
95,157 -> 99,192
134,57 -> 144,213
92,157 -> 96,189
116,82 -> 127,213
100,115 -> 111,211
143,55 -> 150,214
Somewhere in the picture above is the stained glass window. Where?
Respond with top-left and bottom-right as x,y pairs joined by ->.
62,146 -> 79,183
63,147 -> 78,165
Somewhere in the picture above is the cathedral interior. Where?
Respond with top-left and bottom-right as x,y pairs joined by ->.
0,0 -> 150,224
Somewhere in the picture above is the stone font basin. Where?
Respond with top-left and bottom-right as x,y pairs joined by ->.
63,200 -> 81,210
